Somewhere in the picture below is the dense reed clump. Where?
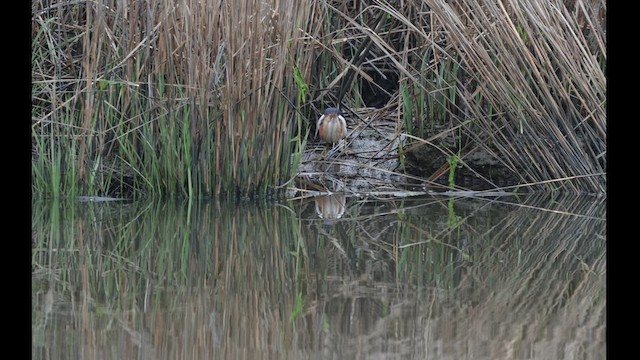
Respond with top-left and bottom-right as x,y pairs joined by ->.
32,0 -> 310,199
32,0 -> 606,198
422,0 -> 606,193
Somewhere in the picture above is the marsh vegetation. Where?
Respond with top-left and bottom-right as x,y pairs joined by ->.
32,0 -> 606,198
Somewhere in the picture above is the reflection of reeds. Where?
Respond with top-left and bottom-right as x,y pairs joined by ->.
32,198 -> 302,358
297,193 -> 604,358
32,193 -> 604,357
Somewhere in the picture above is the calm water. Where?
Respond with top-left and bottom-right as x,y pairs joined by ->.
32,193 -> 605,359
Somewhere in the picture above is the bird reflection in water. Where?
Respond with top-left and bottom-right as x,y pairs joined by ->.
314,193 -> 346,222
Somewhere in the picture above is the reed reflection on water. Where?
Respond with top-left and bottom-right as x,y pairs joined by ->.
32,193 -> 605,359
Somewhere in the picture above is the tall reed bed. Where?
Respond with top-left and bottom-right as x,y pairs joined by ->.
32,0 -> 606,198
32,0 -> 311,198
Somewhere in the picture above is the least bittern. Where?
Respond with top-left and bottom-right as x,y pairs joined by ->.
316,108 -> 347,157
317,107 -> 347,143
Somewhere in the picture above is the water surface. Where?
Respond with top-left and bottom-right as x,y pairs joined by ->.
32,193 -> 605,359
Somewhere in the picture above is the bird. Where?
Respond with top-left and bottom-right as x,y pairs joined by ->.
316,107 -> 347,144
